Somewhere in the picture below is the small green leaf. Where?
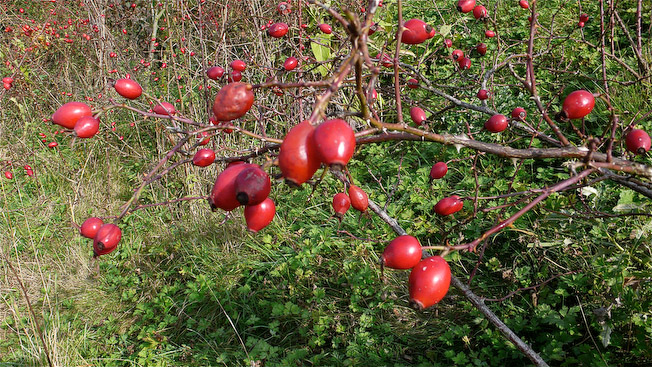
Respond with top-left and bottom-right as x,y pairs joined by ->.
439,25 -> 452,37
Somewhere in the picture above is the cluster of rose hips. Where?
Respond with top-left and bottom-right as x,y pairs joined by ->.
381,235 -> 451,310
3,163 -> 33,180
79,217 -> 122,257
43,1 -> 650,317
3,76 -> 13,90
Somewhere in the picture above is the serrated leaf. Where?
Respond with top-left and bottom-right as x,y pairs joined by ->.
600,324 -> 612,347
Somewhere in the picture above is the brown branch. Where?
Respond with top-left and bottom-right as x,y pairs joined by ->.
363,199 -> 550,367
526,1 -> 570,146
449,169 -> 596,252
451,276 -> 550,366
393,0 -> 405,125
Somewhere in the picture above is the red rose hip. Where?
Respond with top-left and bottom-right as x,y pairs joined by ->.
278,121 -> 321,186
429,162 -> 448,180
434,195 -> 464,216
93,223 -> 122,256
80,217 -> 104,239
192,148 -> 216,167
332,193 -> 351,221
382,235 -> 422,270
457,0 -> 476,13
234,165 -> 271,205
625,129 -> 651,155
485,114 -> 509,133
409,256 -> 451,310
562,90 -> 595,120
244,198 -> 275,233
52,102 -> 93,129
312,119 -> 356,170
212,82 -> 255,121
410,106 -> 427,126
348,185 -> 368,212
113,78 -> 142,99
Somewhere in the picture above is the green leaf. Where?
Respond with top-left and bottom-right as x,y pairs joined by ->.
311,35 -> 331,77
439,25 -> 452,37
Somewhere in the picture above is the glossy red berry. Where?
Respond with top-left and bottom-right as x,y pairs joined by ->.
93,223 -> 121,256
429,162 -> 448,180
244,198 -> 275,232
444,39 -> 452,48
192,148 -> 216,167
348,185 -> 368,212
312,119 -> 356,169
283,56 -> 298,71
410,106 -> 427,126
267,22 -> 289,38
476,42 -> 487,55
318,23 -> 332,34
370,88 -> 378,102
277,2 -> 291,15
457,0 -> 476,13
578,21 -> 585,28
278,121 -> 321,187
332,193 -> 351,221
212,82 -> 255,121
196,131 -> 211,146
407,78 -> 419,89
485,29 -> 496,38
401,19 -> 434,45
477,89 -> 490,100
458,57 -> 471,70
473,5 -> 487,19
511,107 -> 527,120
580,13 -> 589,23
74,116 -> 100,138
562,90 -> 595,119
113,78 -> 142,99
4,171 -> 13,179
382,235 -> 422,270
52,102 -> 93,129
409,256 -> 451,310
519,0 -> 529,9
434,195 -> 464,216
209,163 -> 256,211
80,217 -> 104,239
207,66 -> 225,80
451,49 -> 463,61
2,77 -> 13,84
228,70 -> 243,83
376,53 -> 393,68
625,129 -> 651,155
484,114 -> 509,133
234,165 -> 271,205
230,59 -> 246,71
368,23 -> 379,36
153,102 -> 176,115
